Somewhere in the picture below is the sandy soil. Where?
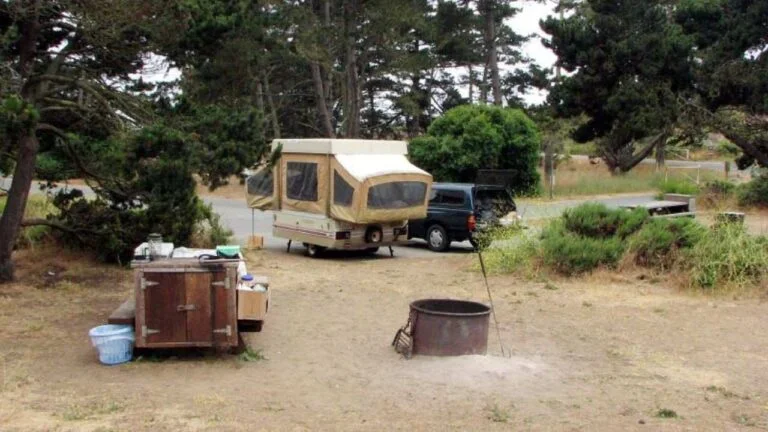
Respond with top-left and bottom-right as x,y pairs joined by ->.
1,247 -> 767,431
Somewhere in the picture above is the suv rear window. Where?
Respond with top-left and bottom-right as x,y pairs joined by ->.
474,188 -> 515,215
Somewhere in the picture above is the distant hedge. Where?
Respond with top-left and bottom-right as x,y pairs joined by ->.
409,105 -> 540,195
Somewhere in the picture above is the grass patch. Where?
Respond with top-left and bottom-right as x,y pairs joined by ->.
655,408 -> 678,419
486,403 -> 511,423
61,400 -> 125,421
476,231 -> 540,276
238,346 -> 266,362
687,223 -> 768,290
0,195 -> 58,248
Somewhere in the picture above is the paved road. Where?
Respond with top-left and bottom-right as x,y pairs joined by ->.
567,154 -> 744,174
2,176 -> 658,257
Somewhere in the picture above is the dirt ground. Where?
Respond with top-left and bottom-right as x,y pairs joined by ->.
1,247 -> 768,431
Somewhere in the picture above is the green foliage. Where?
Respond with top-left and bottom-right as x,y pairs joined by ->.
699,180 -> 736,207
476,232 -> 540,276
687,223 -> 768,290
542,0 -> 694,172
473,222 -> 524,252
655,178 -> 700,198
50,125 -> 240,263
737,174 -> 768,208
717,140 -> 741,157
191,203 -> 233,248
562,203 -> 649,239
409,105 -> 541,194
631,218 -> 706,269
541,222 -> 626,275
655,408 -> 679,419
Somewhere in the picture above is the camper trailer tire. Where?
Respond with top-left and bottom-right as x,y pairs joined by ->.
364,247 -> 380,255
305,244 -> 325,258
426,224 -> 450,252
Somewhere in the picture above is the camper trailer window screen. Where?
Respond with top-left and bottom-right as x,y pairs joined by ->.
333,171 -> 354,206
247,170 -> 273,197
367,182 -> 427,209
286,162 -> 318,201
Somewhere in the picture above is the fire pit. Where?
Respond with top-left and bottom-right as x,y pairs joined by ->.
393,299 -> 491,357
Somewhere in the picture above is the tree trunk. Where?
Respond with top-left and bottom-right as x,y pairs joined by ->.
543,139 -> 555,199
262,73 -> 281,139
0,0 -> 41,282
323,0 -> 333,109
310,62 -> 335,138
0,134 -> 40,282
342,0 -> 360,137
482,0 -> 502,106
655,139 -> 666,171
480,64 -> 489,104
467,65 -> 474,104
368,85 -> 376,138
255,78 -> 266,140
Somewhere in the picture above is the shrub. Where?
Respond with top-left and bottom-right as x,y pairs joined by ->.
409,105 -> 541,195
541,222 -> 626,275
190,203 -> 233,248
656,177 -> 700,197
687,223 -> 768,290
700,180 -> 736,208
477,232 -> 540,276
630,218 -> 706,269
737,174 -> 768,207
562,203 -> 649,239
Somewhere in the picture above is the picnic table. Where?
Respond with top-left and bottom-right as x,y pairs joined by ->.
621,194 -> 696,218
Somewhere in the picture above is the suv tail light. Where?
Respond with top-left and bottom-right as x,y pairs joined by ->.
467,214 -> 477,231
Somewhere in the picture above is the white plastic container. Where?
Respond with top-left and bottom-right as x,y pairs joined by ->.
89,325 -> 134,365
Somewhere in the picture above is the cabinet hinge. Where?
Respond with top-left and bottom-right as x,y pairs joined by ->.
211,278 -> 231,289
142,325 -> 159,336
140,278 -> 159,290
213,325 -> 232,337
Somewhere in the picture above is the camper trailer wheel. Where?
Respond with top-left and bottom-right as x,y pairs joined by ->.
305,244 -> 325,258
427,224 -> 450,252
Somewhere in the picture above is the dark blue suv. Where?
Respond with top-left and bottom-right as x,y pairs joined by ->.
408,183 -> 516,252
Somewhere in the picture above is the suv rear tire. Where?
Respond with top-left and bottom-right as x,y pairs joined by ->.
426,224 -> 450,252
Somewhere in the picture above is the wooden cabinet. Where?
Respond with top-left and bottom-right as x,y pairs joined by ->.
133,259 -> 239,349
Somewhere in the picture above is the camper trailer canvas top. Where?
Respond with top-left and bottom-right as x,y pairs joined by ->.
246,139 -> 432,252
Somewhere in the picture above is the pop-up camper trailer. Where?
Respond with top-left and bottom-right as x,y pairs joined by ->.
246,139 -> 432,255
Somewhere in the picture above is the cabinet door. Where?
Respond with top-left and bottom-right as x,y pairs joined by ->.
211,269 -> 238,347
140,272 -> 188,346
184,272 -> 213,343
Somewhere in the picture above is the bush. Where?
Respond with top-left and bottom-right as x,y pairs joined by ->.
738,174 -> 768,207
630,218 -> 706,269
687,223 -> 768,290
409,105 -> 541,195
562,203 -> 649,239
477,233 -> 540,276
656,177 -> 700,197
541,222 -> 626,275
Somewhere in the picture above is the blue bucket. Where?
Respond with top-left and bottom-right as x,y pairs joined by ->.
89,324 -> 134,365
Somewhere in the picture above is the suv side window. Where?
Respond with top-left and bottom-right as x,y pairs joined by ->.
430,189 -> 465,207
440,190 -> 466,206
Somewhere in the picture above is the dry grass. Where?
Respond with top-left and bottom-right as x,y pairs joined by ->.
543,159 -> 723,198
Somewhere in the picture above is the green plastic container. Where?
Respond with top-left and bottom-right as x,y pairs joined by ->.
216,245 -> 241,258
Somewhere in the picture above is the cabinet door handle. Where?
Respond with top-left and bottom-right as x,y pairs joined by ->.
177,304 -> 197,312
